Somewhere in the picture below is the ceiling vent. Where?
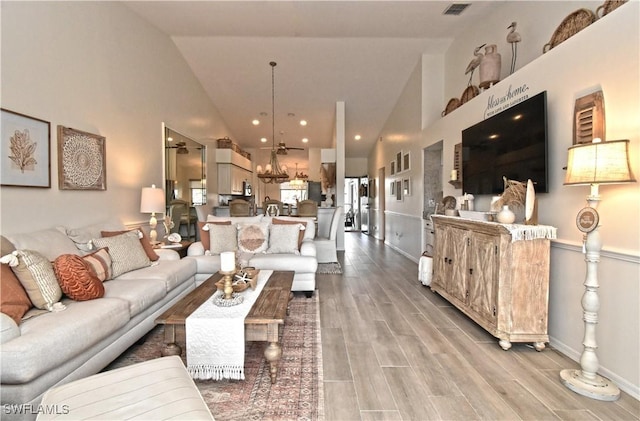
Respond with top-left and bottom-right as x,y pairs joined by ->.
443,3 -> 471,16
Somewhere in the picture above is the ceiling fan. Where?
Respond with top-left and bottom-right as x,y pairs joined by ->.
275,141 -> 304,155
166,142 -> 202,154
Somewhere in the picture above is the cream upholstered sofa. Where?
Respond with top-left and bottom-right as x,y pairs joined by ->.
0,219 -> 197,421
186,215 -> 318,297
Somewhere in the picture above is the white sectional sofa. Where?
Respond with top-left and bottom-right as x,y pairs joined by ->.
186,215 -> 318,296
0,220 -> 197,421
0,215 -> 317,420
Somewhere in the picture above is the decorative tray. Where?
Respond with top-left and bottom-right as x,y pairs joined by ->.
215,268 -> 259,292
543,8 -> 595,53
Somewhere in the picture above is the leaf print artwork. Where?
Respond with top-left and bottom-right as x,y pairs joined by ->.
8,129 -> 38,172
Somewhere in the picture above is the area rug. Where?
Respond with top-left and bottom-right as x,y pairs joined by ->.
316,262 -> 342,274
105,293 -> 324,421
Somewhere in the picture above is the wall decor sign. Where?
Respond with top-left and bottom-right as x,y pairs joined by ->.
58,125 -> 106,190
1,109 -> 51,188
390,161 -> 395,175
396,152 -> 402,173
390,179 -> 395,196
484,83 -> 530,118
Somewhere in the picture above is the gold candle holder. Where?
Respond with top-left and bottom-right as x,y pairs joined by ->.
219,270 -> 235,300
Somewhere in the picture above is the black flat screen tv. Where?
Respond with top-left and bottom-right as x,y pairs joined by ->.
462,91 -> 548,195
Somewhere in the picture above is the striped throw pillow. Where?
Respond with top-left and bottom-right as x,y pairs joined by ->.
83,247 -> 112,281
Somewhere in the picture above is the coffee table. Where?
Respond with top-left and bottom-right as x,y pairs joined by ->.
155,270 -> 294,384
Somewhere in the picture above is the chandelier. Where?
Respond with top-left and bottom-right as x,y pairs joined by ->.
289,163 -> 308,189
257,62 -> 289,184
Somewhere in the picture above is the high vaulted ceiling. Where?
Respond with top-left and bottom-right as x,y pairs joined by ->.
123,1 -> 500,158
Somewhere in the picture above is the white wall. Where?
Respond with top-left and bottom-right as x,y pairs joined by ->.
370,1 -> 639,398
0,1 -> 233,234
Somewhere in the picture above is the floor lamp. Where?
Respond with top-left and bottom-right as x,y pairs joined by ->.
140,184 -> 166,245
561,138 -> 635,401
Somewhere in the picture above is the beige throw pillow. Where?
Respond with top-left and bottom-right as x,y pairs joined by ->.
92,231 -> 151,278
267,224 -> 302,255
237,223 -> 269,253
208,224 -> 238,254
2,250 -> 64,311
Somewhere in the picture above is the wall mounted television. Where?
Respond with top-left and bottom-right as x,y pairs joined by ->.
462,91 -> 549,195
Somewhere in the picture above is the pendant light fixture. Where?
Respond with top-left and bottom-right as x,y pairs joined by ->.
257,62 -> 289,184
289,163 -> 308,189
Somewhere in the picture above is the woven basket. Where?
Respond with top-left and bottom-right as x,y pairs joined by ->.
460,85 -> 479,104
543,8 -> 596,53
596,0 -> 628,18
442,98 -> 461,116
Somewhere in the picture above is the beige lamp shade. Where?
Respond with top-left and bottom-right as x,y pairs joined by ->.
564,139 -> 636,186
140,184 -> 166,213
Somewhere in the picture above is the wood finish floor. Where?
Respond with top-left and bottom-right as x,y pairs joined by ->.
319,232 -> 639,421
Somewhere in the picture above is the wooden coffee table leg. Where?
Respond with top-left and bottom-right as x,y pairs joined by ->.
264,341 -> 282,384
161,325 -> 182,356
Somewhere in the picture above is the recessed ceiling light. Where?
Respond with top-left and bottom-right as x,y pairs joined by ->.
513,114 -> 523,120
252,119 -> 260,125
260,137 -> 268,143
354,134 -> 361,140
300,120 -> 307,126
167,137 -> 173,142
302,138 -> 309,143
489,134 -> 499,140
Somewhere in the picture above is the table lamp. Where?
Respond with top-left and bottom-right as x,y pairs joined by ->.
140,184 -> 166,245
560,138 -> 635,401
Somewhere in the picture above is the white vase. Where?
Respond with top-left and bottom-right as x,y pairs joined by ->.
479,44 -> 501,88
497,205 -> 516,224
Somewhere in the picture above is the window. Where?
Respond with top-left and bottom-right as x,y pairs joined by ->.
190,179 -> 206,205
280,182 -> 307,206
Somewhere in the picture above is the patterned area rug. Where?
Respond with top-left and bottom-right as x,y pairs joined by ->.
105,293 -> 324,421
316,262 -> 342,274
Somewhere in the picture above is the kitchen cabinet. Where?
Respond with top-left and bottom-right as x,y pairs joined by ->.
431,216 -> 550,351
217,163 -> 251,195
215,148 -> 253,195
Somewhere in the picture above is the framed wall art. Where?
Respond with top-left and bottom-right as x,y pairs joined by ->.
58,126 -> 106,190
395,179 -> 402,201
390,179 -> 395,196
390,161 -> 395,176
1,109 -> 51,188
396,152 -> 402,173
403,151 -> 411,172
403,177 -> 411,196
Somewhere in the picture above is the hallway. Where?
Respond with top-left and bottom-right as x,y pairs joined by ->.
318,232 -> 639,420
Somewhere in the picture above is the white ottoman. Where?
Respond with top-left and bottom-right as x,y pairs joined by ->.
37,356 -> 214,420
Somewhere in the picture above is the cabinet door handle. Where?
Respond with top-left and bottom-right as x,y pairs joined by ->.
469,268 -> 473,275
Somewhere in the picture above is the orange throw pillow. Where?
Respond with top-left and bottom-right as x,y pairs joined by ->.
198,221 -> 232,251
273,218 -> 307,249
53,254 -> 105,301
101,228 -> 159,261
1,264 -> 32,324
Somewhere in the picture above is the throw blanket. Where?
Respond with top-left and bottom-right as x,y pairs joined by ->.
186,270 -> 272,380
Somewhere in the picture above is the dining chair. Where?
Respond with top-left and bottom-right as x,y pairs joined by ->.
230,199 -> 251,217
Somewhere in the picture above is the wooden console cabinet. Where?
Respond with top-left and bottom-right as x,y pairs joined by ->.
431,216 -> 550,351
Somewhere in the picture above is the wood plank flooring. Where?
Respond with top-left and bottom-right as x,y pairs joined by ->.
319,232 -> 639,420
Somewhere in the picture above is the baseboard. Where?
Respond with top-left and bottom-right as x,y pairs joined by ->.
550,336 -> 640,401
383,240 -> 419,263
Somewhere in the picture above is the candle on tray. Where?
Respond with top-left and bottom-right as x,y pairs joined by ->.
220,251 -> 235,272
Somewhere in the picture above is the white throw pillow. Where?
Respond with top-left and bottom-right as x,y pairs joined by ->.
267,224 -> 302,255
92,231 -> 150,278
208,224 -> 238,254
237,223 -> 269,253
